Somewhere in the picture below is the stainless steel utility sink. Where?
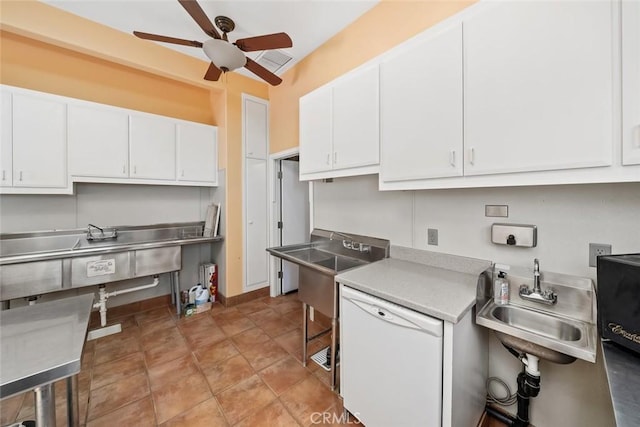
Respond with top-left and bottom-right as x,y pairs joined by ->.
476,265 -> 597,364
314,256 -> 367,272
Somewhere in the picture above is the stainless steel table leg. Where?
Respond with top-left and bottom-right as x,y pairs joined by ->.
34,383 -> 56,427
302,302 -> 308,367
173,271 -> 181,316
170,273 -> 175,305
330,316 -> 338,391
67,375 -> 79,427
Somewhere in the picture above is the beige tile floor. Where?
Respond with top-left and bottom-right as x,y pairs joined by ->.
0,292 -> 360,426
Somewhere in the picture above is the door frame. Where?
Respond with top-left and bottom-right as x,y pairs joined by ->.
268,147 -> 314,297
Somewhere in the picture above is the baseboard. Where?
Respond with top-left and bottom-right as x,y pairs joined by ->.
220,286 -> 270,307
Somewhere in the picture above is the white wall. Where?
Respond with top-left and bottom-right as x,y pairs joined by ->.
314,175 -> 640,427
0,180 -> 224,308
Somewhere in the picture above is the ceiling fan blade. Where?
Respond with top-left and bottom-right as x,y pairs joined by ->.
244,58 -> 282,86
178,0 -> 221,39
133,31 -> 203,48
235,32 -> 293,52
204,62 -> 222,81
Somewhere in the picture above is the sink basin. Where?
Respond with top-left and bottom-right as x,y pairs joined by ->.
476,301 -> 597,363
313,256 -> 367,272
491,305 -> 582,342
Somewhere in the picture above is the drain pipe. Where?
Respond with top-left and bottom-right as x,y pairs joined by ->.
93,276 -> 160,327
514,353 -> 541,427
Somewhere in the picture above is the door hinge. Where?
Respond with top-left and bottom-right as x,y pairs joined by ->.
277,271 -> 283,279
277,221 -> 283,229
277,171 -> 283,179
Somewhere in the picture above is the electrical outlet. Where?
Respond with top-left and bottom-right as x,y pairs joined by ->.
427,228 -> 438,246
589,243 -> 612,267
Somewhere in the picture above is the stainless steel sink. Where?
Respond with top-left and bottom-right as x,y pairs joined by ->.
313,256 -> 367,272
476,265 -> 597,363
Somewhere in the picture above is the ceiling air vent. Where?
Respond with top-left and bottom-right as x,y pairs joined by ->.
254,50 -> 293,74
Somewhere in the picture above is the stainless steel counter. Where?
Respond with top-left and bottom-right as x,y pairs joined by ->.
602,341 -> 640,427
1,294 -> 94,426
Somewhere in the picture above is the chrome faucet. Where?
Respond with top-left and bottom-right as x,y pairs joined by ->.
519,258 -> 557,305
329,231 -> 370,253
87,223 -> 117,241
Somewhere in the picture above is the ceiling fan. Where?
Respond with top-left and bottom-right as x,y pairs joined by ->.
133,0 -> 293,86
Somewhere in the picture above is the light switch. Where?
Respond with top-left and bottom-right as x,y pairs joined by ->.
491,223 -> 537,248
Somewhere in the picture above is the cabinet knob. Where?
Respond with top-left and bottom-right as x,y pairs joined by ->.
248,220 -> 254,225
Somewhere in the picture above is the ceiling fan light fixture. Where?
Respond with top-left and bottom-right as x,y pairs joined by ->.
203,39 -> 246,71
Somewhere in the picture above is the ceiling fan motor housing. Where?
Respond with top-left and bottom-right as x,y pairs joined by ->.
203,39 -> 247,72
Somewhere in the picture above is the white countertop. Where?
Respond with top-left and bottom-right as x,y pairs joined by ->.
335,247 -> 492,323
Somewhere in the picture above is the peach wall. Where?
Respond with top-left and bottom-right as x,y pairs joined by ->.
0,0 -> 269,298
269,0 -> 476,154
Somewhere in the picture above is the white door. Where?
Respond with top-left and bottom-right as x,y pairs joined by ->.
380,23 -> 463,182
245,158 -> 269,290
332,65 -> 379,171
68,103 -> 129,178
622,0 -> 640,165
299,86 -> 332,175
12,93 -> 67,188
1,91 -> 12,187
244,98 -> 268,160
129,114 -> 176,180
463,1 -> 614,175
177,122 -> 217,183
280,159 -> 309,293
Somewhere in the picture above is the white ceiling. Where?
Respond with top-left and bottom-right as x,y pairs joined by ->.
41,0 -> 379,81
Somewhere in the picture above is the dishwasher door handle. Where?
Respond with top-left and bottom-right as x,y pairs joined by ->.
345,297 -> 441,336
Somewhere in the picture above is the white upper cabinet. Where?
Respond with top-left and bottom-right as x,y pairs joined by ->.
129,114 -> 176,181
244,98 -> 268,160
68,103 -> 129,178
299,85 -> 333,175
177,122 -> 217,184
463,1 -> 614,175
622,0 -> 640,166
1,91 -> 12,187
299,65 -> 380,180
12,93 -> 67,188
332,65 -> 379,171
380,23 -> 463,182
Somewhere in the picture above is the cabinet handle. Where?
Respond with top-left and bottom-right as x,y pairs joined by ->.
334,152 -> 338,164
1,170 -> 5,181
122,165 -> 126,174
326,154 -> 330,165
19,171 -> 23,181
449,150 -> 456,167
469,147 -> 475,166
635,126 -> 640,148
181,169 -> 185,177
133,166 -> 137,175
248,220 -> 254,225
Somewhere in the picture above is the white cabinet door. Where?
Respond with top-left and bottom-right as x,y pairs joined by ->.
623,0 -> 640,166
1,91 -> 12,187
245,158 -> 268,289
68,104 -> 129,178
244,98 -> 268,160
332,65 -> 379,171
464,1 -> 614,175
177,122 -> 217,183
380,23 -> 463,182
299,86 -> 332,175
130,114 -> 176,180
12,93 -> 67,188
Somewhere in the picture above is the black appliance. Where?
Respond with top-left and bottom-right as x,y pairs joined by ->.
597,254 -> 640,355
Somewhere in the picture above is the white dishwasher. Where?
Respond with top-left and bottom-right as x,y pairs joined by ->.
340,285 -> 444,427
